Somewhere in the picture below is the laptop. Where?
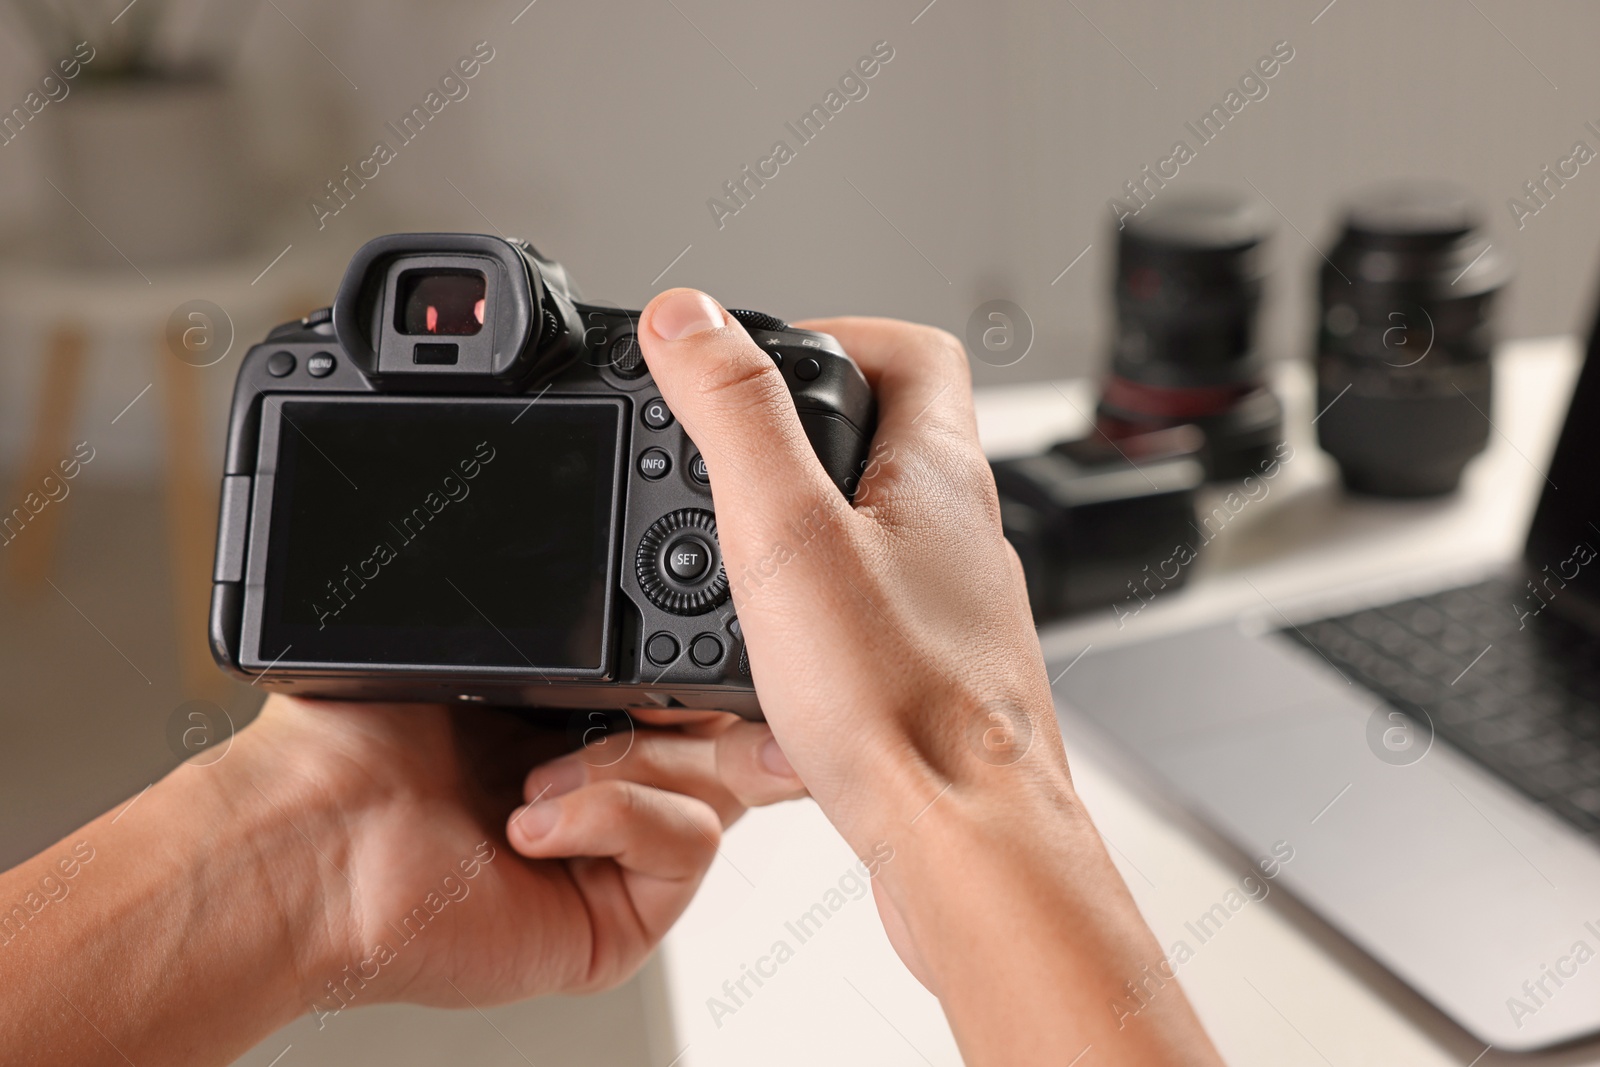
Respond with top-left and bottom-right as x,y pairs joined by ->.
1052,319 -> 1600,1050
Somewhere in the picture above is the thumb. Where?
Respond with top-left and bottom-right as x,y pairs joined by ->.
637,288 -> 847,552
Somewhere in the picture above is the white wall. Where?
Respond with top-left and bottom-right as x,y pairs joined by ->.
2,0 -> 1600,480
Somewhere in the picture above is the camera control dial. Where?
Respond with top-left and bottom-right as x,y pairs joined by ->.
636,509 -> 729,615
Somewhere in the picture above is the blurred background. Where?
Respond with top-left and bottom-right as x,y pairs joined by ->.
3,0 -> 1600,1062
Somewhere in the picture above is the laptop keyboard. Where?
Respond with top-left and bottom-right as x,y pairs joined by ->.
1283,575 -> 1600,836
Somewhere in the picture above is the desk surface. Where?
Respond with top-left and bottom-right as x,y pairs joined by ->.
650,337 -> 1596,1067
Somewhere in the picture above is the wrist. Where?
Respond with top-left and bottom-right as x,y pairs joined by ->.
871,723 -> 1106,950
873,759 -> 1093,921
11,708 -> 371,1063
819,689 -> 1075,856
182,702 -> 380,1012
868,767 -> 1212,1062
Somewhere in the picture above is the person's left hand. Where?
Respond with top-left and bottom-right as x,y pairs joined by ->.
230,696 -> 805,1015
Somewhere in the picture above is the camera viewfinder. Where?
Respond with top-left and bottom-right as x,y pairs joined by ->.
397,269 -> 487,336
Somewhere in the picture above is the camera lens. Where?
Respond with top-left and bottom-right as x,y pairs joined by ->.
1315,181 -> 1510,496
1096,189 -> 1284,480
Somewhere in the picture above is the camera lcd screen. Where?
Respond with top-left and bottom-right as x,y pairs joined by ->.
397,269 -> 487,335
258,399 -> 620,670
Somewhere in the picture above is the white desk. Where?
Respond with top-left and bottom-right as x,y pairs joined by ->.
648,337 -> 1597,1067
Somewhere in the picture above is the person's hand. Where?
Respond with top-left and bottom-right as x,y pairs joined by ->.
635,291 -> 1224,1065
232,696 -> 804,1012
635,293 -> 1066,977
0,692 -> 809,1067
635,292 -> 1066,849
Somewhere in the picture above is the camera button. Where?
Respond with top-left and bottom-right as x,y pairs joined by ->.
794,357 -> 821,382
307,352 -> 337,378
266,351 -> 296,377
638,448 -> 672,480
690,634 -> 724,668
609,335 -> 647,379
689,453 -> 710,485
636,509 -> 728,615
642,397 -> 674,430
665,536 -> 712,582
645,632 -> 679,666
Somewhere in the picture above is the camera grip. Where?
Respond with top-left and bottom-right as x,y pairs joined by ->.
797,408 -> 871,498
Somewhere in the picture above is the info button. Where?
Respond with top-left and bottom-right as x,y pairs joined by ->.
665,536 -> 712,582
638,448 -> 671,480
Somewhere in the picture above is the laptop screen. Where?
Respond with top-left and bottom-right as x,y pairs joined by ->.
1523,325 -> 1600,619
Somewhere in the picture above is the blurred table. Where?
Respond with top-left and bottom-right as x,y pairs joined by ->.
647,336 -> 1599,1066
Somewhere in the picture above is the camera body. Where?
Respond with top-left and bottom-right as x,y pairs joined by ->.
210,233 -> 874,718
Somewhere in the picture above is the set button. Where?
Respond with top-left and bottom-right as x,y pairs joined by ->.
665,536 -> 712,581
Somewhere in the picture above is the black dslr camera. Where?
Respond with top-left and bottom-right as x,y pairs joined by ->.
209,233 -> 874,718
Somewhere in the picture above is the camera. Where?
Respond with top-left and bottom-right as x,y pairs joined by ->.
209,233 -> 875,718
994,426 -> 1205,621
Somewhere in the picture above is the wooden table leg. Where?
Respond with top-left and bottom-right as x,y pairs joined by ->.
4,322 -> 87,588
159,330 -> 226,702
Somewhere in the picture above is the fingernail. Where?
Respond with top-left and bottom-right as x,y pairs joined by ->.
760,736 -> 796,778
650,289 -> 726,341
512,799 -> 561,842
531,758 -> 585,801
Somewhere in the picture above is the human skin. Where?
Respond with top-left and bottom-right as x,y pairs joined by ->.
0,698 -> 799,1065
615,290 -> 1227,1066
0,293 -> 1222,1067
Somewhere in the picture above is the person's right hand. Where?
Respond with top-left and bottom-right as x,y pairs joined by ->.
636,290 -> 1225,1066
636,292 -> 1068,851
